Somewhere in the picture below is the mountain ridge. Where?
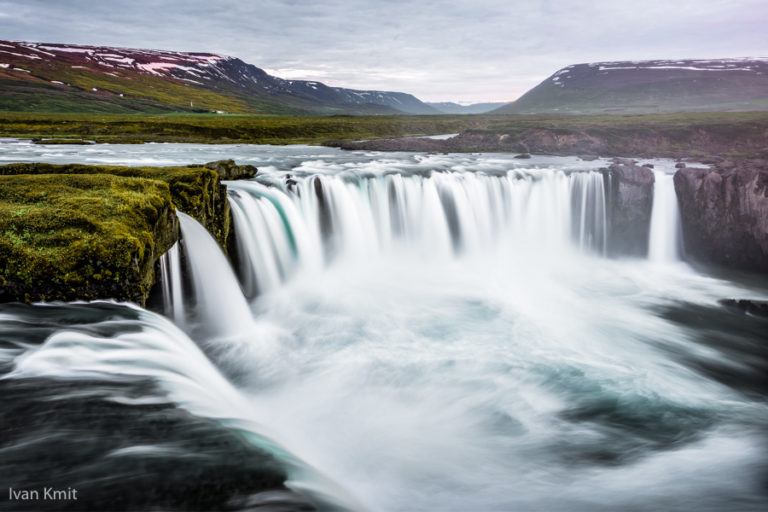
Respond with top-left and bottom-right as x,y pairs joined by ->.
494,58 -> 768,115
427,102 -> 507,114
0,40 -> 439,115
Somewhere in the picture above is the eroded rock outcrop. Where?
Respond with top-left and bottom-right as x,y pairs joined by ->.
602,159 -> 655,255
195,159 -> 257,181
675,159 -> 768,272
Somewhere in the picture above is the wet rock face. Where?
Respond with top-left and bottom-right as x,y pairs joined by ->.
198,159 -> 257,180
190,160 -> 257,253
604,159 -> 655,256
719,299 -> 768,318
675,159 -> 768,272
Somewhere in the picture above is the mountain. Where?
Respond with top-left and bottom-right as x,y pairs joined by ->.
495,58 -> 768,115
427,102 -> 508,114
0,40 -> 439,115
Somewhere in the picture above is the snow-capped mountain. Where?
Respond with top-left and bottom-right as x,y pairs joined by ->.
496,58 -> 768,114
0,40 -> 438,114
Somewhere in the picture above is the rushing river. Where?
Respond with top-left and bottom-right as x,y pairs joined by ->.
1,141 -> 767,511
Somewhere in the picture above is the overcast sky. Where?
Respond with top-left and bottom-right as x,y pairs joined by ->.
1,0 -> 766,103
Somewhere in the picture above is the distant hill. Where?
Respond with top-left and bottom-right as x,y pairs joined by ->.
495,58 -> 768,115
0,40 -> 439,115
427,102 -> 507,114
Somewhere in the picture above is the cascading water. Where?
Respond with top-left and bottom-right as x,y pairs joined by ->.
159,241 -> 185,325
649,170 -> 682,263
227,181 -> 323,297
226,169 -> 610,294
3,302 -> 359,511
176,212 -> 254,339
570,171 -> 608,254
3,142 -> 767,512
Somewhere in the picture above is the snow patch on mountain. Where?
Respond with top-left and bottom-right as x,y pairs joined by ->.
0,39 -> 437,114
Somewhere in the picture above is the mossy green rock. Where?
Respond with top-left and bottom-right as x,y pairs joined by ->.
0,173 -> 177,303
195,159 -> 257,181
0,161 -> 252,304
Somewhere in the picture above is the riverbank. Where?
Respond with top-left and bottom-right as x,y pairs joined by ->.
1,112 -> 766,154
328,111 -> 768,159
0,112 -> 480,144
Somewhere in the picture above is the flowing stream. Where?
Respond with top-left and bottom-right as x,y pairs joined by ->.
1,142 -> 766,511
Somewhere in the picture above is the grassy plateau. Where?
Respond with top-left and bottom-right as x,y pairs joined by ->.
0,111 -> 766,147
0,112 -> 483,144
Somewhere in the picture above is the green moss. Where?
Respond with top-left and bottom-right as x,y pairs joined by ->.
0,162 -> 239,304
0,163 -> 231,248
0,174 -> 175,303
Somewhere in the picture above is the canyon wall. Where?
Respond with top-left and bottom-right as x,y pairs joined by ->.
675,159 -> 768,272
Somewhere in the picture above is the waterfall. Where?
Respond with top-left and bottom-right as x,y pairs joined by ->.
177,212 -> 254,339
227,170 -> 610,293
648,170 -> 682,263
6,141 -> 767,512
227,181 -> 323,297
570,171 -> 608,254
159,242 -> 185,325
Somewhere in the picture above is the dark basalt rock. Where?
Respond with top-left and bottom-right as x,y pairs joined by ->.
313,177 -> 332,240
603,159 -> 655,256
675,159 -> 768,272
31,138 -> 95,145
719,299 -> 768,318
514,153 -> 532,159
195,159 -> 257,180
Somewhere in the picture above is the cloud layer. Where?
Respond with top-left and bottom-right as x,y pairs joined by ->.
1,0 -> 765,102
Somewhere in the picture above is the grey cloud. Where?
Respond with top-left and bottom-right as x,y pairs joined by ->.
0,0 -> 765,102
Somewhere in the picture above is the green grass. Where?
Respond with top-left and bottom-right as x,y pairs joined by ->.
0,112 -> 484,144
0,78 -> 180,114
472,111 -> 768,130
0,65 -> 288,115
1,111 -> 766,146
